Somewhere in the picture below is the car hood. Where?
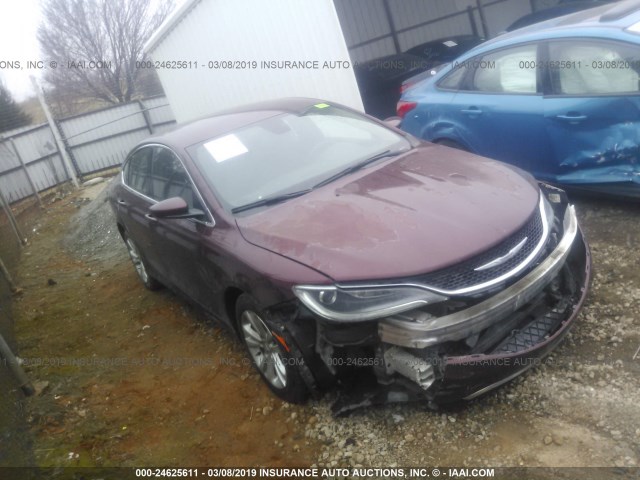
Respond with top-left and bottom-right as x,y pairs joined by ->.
236,143 -> 540,282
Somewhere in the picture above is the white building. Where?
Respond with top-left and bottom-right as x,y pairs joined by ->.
146,0 -> 537,123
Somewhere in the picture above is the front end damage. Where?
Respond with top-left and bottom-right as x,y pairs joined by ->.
277,187 -> 591,414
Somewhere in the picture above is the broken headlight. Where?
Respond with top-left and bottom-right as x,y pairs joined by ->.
292,285 -> 447,322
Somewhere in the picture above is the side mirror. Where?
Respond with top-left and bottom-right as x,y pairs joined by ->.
148,197 -> 204,220
149,197 -> 189,217
383,116 -> 402,128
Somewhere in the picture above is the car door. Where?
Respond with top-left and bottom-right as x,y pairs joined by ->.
145,146 -> 216,307
117,146 -> 160,268
543,39 -> 640,186
446,43 -> 551,173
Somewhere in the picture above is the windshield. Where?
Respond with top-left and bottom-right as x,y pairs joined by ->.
187,105 -> 410,211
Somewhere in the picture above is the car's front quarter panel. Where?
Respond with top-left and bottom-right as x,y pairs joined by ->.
199,222 -> 333,319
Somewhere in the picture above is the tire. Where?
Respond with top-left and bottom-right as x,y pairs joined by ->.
435,139 -> 469,151
123,235 -> 162,291
236,294 -> 309,404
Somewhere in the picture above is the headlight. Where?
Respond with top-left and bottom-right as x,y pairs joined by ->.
292,285 -> 447,322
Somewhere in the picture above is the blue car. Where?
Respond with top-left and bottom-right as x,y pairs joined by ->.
398,0 -> 640,198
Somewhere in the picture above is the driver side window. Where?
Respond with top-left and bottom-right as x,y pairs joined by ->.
124,147 -> 153,197
150,147 -> 203,210
549,40 -> 640,95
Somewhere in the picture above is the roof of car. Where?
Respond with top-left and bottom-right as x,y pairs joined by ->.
138,97 -> 329,152
478,0 -> 640,50
505,1 -> 612,32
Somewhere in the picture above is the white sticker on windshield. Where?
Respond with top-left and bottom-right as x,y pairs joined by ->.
204,134 -> 248,162
443,40 -> 458,47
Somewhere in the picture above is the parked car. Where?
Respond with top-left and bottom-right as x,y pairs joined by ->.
505,1 -> 613,32
355,36 -> 484,119
404,34 -> 485,62
398,0 -> 640,198
355,53 -> 431,119
110,98 -> 590,412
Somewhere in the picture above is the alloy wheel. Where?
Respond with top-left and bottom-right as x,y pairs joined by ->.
125,238 -> 149,284
240,310 -> 288,389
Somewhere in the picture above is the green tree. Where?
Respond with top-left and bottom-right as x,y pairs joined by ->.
0,82 -> 32,134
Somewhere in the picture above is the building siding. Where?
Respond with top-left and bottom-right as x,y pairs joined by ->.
335,0 -> 533,63
146,0 -> 364,122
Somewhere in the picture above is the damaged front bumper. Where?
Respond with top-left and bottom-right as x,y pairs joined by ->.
380,204 -> 580,349
291,200 -> 591,412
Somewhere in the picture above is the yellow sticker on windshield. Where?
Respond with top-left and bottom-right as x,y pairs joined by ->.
314,103 -> 330,109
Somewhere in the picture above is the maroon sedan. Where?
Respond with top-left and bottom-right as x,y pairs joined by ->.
109,98 -> 591,412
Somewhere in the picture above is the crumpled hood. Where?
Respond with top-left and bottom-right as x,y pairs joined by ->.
236,143 -> 540,282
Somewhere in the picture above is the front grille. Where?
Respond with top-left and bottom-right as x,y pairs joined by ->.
415,205 -> 545,294
491,304 -> 566,354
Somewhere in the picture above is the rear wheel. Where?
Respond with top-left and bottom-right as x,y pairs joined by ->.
236,294 -> 308,403
124,236 -> 162,290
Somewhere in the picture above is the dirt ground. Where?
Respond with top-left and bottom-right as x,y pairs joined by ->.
0,198 -> 38,469
13,181 -> 320,468
9,179 -> 640,473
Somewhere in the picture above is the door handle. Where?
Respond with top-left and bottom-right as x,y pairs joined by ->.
556,114 -> 587,123
461,108 -> 482,115
117,199 -> 128,206
145,213 -> 158,222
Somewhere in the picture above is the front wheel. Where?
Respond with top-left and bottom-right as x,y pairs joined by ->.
236,294 -> 308,403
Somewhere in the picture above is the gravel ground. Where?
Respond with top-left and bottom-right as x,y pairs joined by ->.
34,184 -> 640,471
64,177 -> 125,267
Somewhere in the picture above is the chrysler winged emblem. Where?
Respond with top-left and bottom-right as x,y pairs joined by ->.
474,237 -> 528,272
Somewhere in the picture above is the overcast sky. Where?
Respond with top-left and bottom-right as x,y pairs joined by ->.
0,0 -> 184,102
0,0 -> 42,100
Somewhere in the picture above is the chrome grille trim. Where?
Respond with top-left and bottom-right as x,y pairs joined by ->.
378,205 -> 578,349
419,195 -> 550,295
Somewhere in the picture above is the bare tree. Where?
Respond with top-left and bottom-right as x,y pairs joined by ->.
0,81 -> 32,133
38,0 -> 173,108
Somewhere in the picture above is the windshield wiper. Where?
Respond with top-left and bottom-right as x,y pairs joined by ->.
312,148 -> 407,190
231,148 -> 407,214
231,188 -> 313,214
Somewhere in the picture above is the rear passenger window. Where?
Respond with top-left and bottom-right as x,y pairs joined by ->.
125,147 -> 153,197
438,64 -> 466,90
549,40 -> 640,95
